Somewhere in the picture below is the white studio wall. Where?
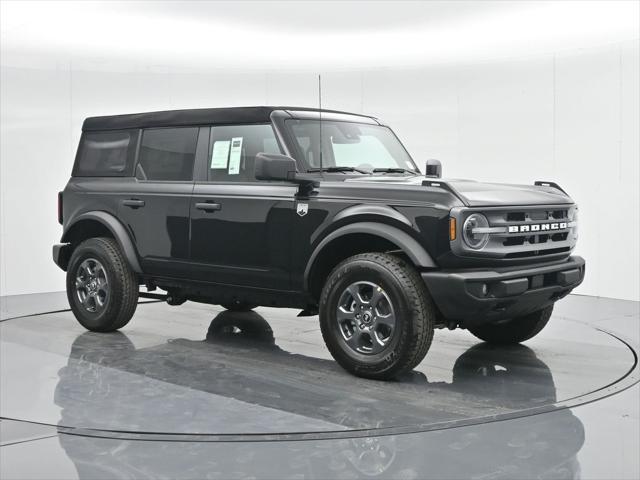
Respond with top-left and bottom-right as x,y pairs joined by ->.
1,1 -> 638,300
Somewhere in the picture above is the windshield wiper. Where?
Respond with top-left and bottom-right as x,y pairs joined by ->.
372,167 -> 419,175
308,166 -> 371,174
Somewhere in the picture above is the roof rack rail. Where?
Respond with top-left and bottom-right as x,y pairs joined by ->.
534,180 -> 567,195
422,179 -> 470,206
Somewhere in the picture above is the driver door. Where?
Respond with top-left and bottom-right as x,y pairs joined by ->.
188,124 -> 298,290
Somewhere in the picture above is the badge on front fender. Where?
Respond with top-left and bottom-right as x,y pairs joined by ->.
296,203 -> 308,217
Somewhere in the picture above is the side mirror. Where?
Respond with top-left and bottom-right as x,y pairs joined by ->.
425,159 -> 442,178
254,153 -> 297,181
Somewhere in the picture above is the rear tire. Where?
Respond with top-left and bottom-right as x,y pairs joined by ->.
66,237 -> 139,332
319,253 -> 435,380
468,305 -> 553,344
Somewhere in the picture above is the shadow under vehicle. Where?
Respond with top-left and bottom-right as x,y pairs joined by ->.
55,311 -> 585,479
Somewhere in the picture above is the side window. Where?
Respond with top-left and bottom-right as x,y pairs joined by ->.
73,130 -> 138,177
137,127 -> 198,181
208,124 -> 282,182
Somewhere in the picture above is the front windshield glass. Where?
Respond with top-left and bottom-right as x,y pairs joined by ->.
286,119 -> 418,173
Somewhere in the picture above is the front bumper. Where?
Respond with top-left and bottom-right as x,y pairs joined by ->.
53,243 -> 72,271
422,255 -> 585,327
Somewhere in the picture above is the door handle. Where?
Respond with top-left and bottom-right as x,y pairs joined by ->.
122,199 -> 145,208
195,202 -> 222,212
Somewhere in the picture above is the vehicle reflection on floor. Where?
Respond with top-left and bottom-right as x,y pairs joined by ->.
53,310 -> 585,479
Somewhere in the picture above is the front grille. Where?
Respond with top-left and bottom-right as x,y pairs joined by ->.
451,205 -> 577,260
487,207 -> 571,253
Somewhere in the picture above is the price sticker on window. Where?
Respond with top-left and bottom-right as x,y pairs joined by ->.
228,137 -> 243,175
211,140 -> 230,169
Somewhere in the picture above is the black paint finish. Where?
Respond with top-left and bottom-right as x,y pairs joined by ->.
189,183 -> 297,289
55,107 -> 583,323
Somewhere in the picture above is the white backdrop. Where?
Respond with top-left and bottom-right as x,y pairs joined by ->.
1,3 -> 638,301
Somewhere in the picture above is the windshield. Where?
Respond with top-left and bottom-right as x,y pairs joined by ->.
285,119 -> 418,173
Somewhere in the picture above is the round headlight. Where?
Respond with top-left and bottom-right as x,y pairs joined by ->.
569,206 -> 578,240
463,213 -> 490,249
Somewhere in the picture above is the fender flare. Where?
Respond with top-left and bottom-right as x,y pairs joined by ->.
304,221 -> 436,291
311,204 -> 413,244
61,211 -> 143,273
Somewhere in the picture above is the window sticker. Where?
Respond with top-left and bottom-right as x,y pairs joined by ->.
211,140 -> 230,169
228,137 -> 243,175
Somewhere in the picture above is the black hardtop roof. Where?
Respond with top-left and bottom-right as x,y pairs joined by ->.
82,106 -> 377,132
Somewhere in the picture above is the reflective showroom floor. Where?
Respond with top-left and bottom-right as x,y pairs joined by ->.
1,293 -> 638,479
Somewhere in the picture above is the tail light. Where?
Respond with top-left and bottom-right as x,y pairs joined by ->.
58,191 -> 63,225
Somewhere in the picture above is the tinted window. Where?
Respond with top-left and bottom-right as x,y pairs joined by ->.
73,130 -> 138,177
137,127 -> 198,181
208,124 -> 281,182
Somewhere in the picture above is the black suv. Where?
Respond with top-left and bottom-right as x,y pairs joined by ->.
53,106 -> 585,379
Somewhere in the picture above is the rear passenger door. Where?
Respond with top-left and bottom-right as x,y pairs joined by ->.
189,124 -> 297,290
118,126 -> 207,278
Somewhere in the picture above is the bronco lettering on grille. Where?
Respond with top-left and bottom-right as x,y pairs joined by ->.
508,222 -> 567,233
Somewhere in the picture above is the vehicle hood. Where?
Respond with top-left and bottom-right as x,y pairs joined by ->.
343,175 -> 573,206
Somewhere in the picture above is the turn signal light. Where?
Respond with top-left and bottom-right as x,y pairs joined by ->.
449,217 -> 456,241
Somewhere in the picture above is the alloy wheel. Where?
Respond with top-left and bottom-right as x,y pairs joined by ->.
75,258 -> 109,313
336,281 -> 396,355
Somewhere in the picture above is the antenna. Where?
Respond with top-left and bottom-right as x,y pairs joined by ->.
318,74 -> 323,176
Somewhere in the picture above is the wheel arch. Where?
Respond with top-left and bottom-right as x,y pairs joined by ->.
304,221 -> 436,302
61,211 -> 142,273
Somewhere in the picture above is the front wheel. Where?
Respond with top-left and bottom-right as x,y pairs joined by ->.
66,237 -> 139,332
468,305 -> 553,344
319,253 -> 435,380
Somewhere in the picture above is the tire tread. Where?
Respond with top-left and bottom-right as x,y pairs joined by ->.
67,237 -> 138,332
319,252 -> 435,379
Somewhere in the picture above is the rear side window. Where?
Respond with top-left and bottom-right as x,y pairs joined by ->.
73,130 -> 138,177
137,127 -> 199,181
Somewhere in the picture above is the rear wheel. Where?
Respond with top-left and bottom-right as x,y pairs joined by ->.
319,253 -> 435,380
66,237 -> 139,332
468,305 -> 553,344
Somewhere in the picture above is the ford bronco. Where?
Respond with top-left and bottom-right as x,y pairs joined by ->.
53,107 -> 585,379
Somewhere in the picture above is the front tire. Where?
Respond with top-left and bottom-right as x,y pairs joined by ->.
319,253 -> 435,380
66,237 -> 139,332
468,305 -> 553,344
